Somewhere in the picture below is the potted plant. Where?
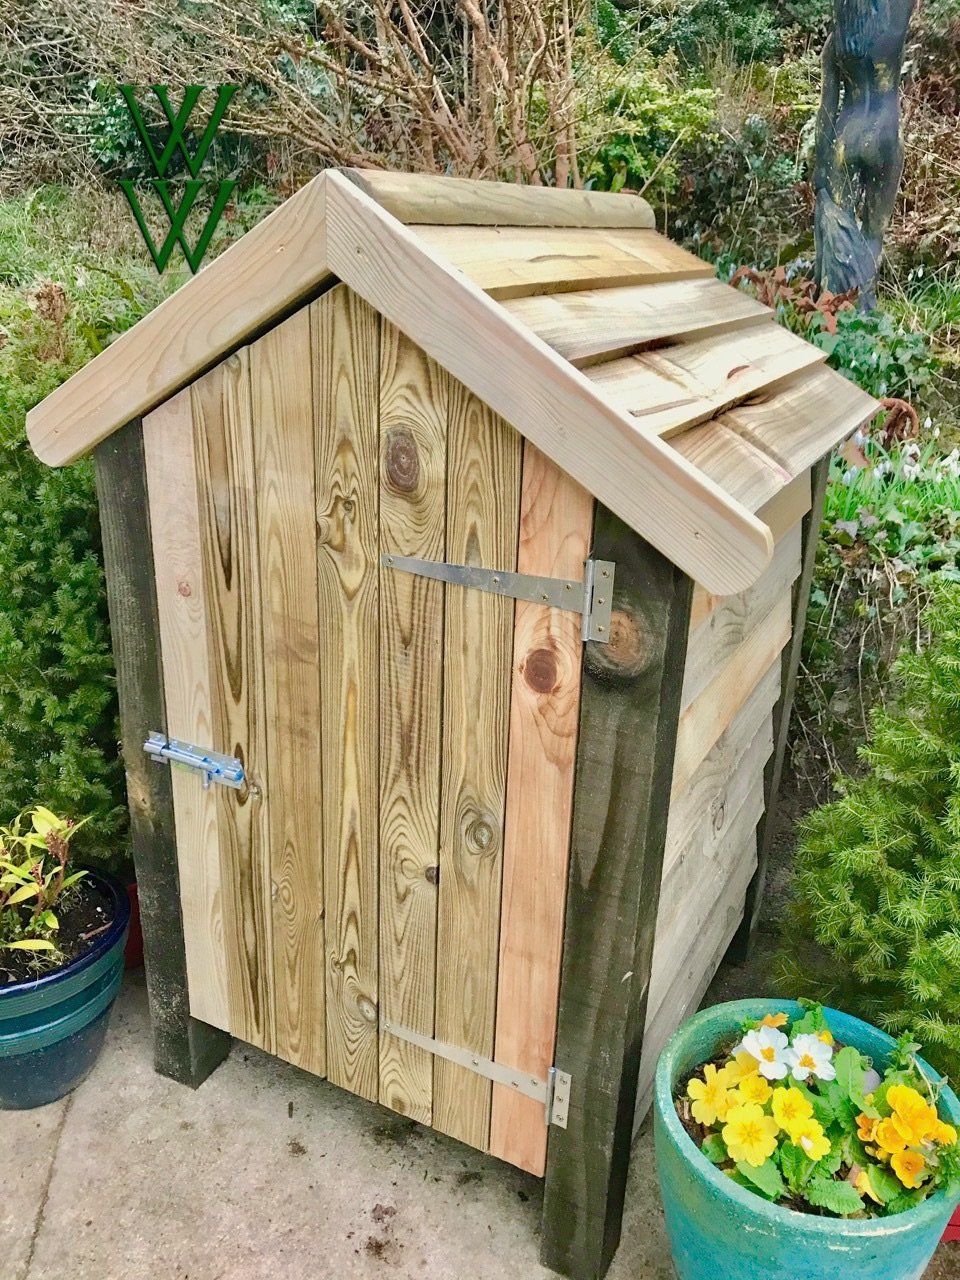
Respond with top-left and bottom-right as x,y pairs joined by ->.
655,998 -> 960,1280
0,807 -> 130,1109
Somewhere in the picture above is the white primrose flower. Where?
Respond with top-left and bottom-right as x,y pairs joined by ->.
738,1026 -> 790,1080
786,1033 -> 836,1082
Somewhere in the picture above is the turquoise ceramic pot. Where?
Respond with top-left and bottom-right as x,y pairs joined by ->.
654,999 -> 960,1280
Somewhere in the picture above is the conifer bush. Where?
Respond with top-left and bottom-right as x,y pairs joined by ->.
782,582 -> 960,1080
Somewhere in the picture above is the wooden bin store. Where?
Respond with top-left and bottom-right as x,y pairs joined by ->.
27,170 -> 878,1279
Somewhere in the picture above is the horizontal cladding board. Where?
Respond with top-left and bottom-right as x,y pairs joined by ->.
682,525 -> 802,711
411,225 -> 714,299
502,278 -> 771,367
345,169 -> 656,228
583,325 -> 825,438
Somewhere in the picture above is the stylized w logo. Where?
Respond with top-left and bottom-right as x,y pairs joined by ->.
119,85 -> 239,274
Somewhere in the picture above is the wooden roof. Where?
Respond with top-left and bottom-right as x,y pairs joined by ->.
26,169 -> 878,594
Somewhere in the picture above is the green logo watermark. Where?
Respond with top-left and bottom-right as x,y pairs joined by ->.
118,85 -> 238,274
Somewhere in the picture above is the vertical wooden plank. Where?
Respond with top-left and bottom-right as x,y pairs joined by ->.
250,310 -> 326,1077
489,447 -> 593,1176
142,391 -> 229,1033
434,388 -> 522,1150
313,286 -> 381,1101
378,328 -> 447,1122
193,352 -> 275,1054
732,458 -> 828,959
541,510 -> 693,1280
93,420 -> 230,1086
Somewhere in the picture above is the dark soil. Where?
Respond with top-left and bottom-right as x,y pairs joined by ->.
0,877 -> 114,986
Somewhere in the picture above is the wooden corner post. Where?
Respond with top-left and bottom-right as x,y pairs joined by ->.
94,419 -> 230,1086
732,453 -> 830,961
541,507 -> 693,1280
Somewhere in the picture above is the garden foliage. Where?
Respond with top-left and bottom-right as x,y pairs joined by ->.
783,585 -> 960,1081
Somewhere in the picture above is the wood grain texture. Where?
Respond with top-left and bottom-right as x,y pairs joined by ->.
434,385 -> 521,1151
583,324 -> 826,437
325,172 -> 774,597
250,309 -> 326,1077
541,511 -> 692,1280
671,419 -> 793,513
503,278 -> 770,368
143,390 -> 228,1033
489,446 -> 593,1176
343,168 -> 656,228
312,286 -> 381,1101
672,599 -> 792,797
94,420 -> 230,1086
681,525 -> 802,710
410,225 -> 713,299
377,326 -> 447,1123
29,175 -> 330,467
193,352 -> 275,1054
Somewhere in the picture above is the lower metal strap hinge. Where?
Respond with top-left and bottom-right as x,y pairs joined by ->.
381,1018 -> 571,1128
382,554 -> 615,644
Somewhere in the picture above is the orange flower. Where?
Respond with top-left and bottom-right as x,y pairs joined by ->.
934,1120 -> 958,1147
887,1086 -> 938,1145
760,1012 -> 789,1029
857,1113 -> 879,1144
891,1150 -> 927,1189
875,1118 -> 908,1155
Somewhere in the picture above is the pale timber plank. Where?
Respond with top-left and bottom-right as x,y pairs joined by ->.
434,387 -> 522,1151
671,419 -> 792,514
410,225 -> 713,300
313,287 -> 381,1101
377,327 -> 447,1124
681,525 -> 802,710
343,168 -> 655,228
672,599 -> 792,797
584,325 -> 826,437
192,352 -> 275,1053
665,703 -> 775,881
28,176 -> 330,467
249,310 -> 326,1078
325,173 -> 773,597
502,278 -> 770,367
489,446 -> 593,1176
143,391 -> 229,1033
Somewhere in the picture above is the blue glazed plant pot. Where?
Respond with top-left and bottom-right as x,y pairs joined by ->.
654,998 -> 960,1280
0,869 -> 130,1109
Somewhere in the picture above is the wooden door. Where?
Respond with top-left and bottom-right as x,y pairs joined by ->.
143,285 -> 592,1175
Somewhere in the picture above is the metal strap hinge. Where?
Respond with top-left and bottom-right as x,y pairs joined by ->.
381,1018 -> 571,1128
144,732 -> 245,790
382,554 -> 615,644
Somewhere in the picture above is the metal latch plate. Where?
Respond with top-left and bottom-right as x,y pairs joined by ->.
382,555 -> 615,644
144,732 -> 245,790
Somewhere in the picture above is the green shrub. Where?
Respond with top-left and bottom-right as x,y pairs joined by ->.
805,309 -> 939,403
781,583 -> 960,1081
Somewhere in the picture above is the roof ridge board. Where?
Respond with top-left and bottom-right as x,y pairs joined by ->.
342,167 -> 657,230
325,170 -> 773,596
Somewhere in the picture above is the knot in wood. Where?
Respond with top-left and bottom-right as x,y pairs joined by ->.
464,815 -> 496,857
177,579 -> 192,598
384,428 -> 420,494
424,864 -> 440,886
523,645 -> 559,694
356,994 -> 378,1024
712,800 -> 726,834
585,604 -> 652,680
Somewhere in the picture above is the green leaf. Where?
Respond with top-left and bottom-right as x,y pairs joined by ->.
3,938 -> 57,951
736,1158 -> 786,1201
31,805 -> 62,835
888,1188 -> 927,1216
7,882 -> 39,905
834,1046 -> 877,1116
778,1142 -> 815,1193
861,1163 -> 903,1206
700,1134 -> 728,1166
59,871 -> 87,890
804,1175 -> 865,1216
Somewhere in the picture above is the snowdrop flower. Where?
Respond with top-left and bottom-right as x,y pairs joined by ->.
737,1026 -> 790,1080
786,1033 -> 836,1082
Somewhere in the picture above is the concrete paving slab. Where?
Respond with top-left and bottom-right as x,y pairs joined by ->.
12,972 -> 960,1279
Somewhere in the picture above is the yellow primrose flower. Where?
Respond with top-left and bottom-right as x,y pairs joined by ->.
760,1012 -> 789,1029
791,1119 -> 831,1162
857,1113 -> 879,1144
934,1120 -> 958,1147
856,1168 -> 883,1204
818,1030 -> 834,1046
887,1086 -> 938,1146
687,1064 -> 734,1127
891,1150 -> 927,1189
721,1051 -> 760,1085
722,1103 -> 780,1168
736,1074 -> 773,1107
771,1087 -> 814,1138
876,1118 -> 908,1155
